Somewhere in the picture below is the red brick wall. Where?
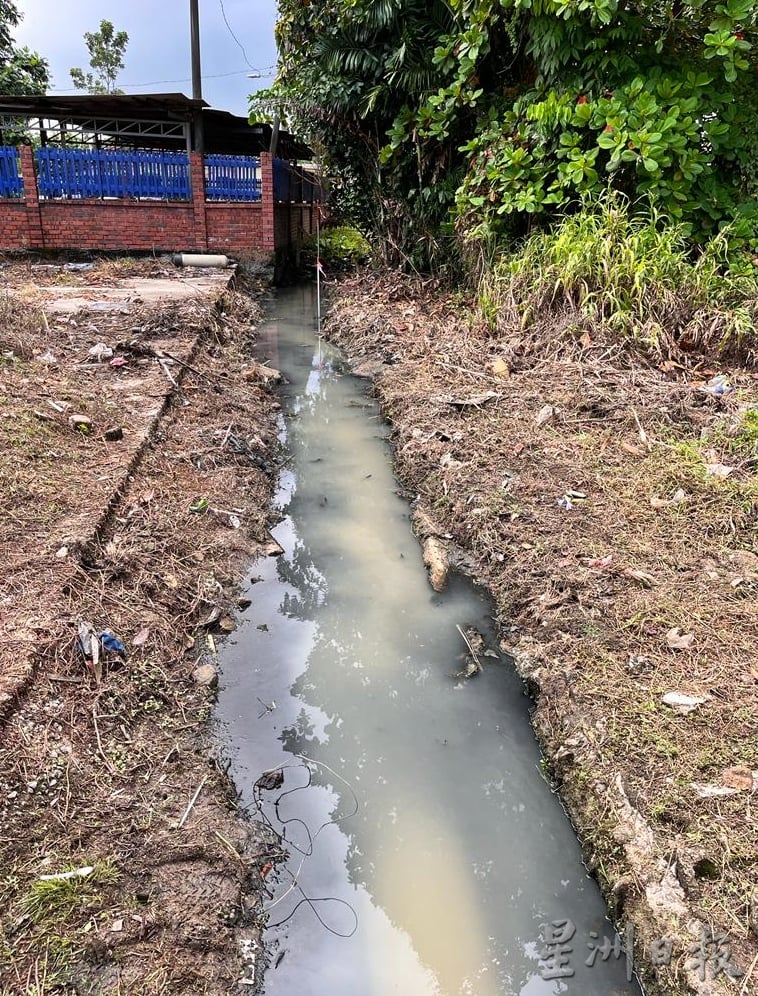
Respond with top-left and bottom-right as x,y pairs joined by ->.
37,200 -> 200,252
206,202 -> 263,253
0,147 -> 283,257
0,201 -> 30,248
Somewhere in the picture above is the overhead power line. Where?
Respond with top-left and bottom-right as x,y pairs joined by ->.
48,67 -> 276,95
218,0 -> 256,71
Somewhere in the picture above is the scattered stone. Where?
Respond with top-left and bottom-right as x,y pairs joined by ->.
535,404 -> 555,427
721,765 -> 756,791
68,413 -> 92,433
192,664 -> 218,688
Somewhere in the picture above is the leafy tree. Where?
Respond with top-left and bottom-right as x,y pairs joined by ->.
70,19 -> 129,95
252,0 -> 460,266
0,0 -> 48,95
263,0 -> 758,263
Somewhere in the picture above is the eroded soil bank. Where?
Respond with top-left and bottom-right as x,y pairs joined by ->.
323,270 -> 758,996
0,257 -> 282,993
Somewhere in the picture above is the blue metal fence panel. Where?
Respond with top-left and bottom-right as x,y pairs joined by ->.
273,158 -> 291,202
0,146 -> 23,198
273,158 -> 322,203
204,155 -> 261,201
35,148 -> 190,200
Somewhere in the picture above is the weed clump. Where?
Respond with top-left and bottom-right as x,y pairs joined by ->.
19,861 -> 119,926
480,193 -> 758,363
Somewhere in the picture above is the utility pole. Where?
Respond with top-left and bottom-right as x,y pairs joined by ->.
190,0 -> 204,152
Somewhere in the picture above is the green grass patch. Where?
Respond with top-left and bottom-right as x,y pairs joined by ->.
19,860 -> 119,927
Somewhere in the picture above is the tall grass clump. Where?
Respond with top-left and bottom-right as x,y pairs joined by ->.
481,192 -> 758,361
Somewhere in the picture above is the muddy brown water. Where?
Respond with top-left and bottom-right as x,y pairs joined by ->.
216,286 -> 642,995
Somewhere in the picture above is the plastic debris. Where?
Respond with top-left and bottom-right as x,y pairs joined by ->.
88,342 -> 114,362
692,783 -> 739,799
78,622 -> 126,683
40,865 -> 94,882
705,462 -> 734,477
662,691 -> 708,714
557,495 -> 574,510
255,768 -> 284,792
100,631 -> 126,657
77,620 -> 99,664
704,374 -> 733,397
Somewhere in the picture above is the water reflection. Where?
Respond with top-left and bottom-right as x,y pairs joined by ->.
217,286 -> 640,996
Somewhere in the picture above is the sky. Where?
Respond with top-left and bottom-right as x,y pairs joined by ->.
14,0 -> 279,117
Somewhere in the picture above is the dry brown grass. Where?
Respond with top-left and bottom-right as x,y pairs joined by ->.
0,259 -> 281,993
325,269 -> 758,995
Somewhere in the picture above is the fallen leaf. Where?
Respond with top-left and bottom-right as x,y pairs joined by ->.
133,626 -> 150,647
535,404 -> 555,427
579,331 -> 592,349
622,568 -> 657,587
662,691 -> 707,714
650,489 -> 687,510
260,861 -> 274,880
110,919 -> 124,933
666,627 -> 695,650
491,358 -> 510,379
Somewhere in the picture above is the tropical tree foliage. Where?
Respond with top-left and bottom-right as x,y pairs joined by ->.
0,0 -> 48,95
259,0 -> 758,262
70,20 -> 129,95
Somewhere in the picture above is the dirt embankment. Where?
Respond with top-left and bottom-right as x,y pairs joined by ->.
324,270 -> 758,996
0,257 -> 282,993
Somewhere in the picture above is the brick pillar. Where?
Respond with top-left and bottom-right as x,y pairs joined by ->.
189,151 -> 208,252
19,145 -> 44,249
260,152 -> 275,253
